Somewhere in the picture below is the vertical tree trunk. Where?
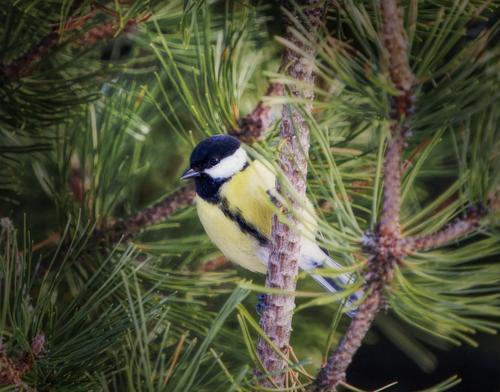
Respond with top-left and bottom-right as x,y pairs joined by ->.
257,1 -> 323,387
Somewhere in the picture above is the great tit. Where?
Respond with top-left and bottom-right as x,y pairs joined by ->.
181,134 -> 361,313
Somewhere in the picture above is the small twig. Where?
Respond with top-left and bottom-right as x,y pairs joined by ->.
109,182 -> 196,241
163,333 -> 187,385
77,10 -> 151,46
380,0 -> 415,93
0,2 -> 149,81
404,203 -> 487,252
257,1 -> 323,387
0,1 -> 84,80
0,30 -> 61,80
31,232 -> 61,252
233,83 -> 284,144
378,131 -> 405,238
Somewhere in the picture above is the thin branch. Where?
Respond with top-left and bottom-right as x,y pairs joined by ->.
233,83 -> 284,144
378,130 -> 405,238
257,1 -> 323,387
109,182 -> 196,241
0,0 -> 84,80
404,203 -> 487,251
197,255 -> 230,272
378,0 -> 415,237
380,0 -> 415,93
0,31 -> 60,80
0,2 -> 148,81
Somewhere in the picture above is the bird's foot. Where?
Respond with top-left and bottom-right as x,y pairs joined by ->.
256,294 -> 267,315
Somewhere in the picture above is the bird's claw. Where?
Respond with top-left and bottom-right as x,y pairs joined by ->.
256,294 -> 267,315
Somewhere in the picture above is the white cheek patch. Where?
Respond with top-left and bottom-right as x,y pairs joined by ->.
204,147 -> 248,179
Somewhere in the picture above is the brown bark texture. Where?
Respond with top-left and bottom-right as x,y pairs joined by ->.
256,1 -> 323,387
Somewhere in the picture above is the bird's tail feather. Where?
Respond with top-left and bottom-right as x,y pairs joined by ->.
298,239 -> 363,317
303,247 -> 363,317
310,272 -> 362,318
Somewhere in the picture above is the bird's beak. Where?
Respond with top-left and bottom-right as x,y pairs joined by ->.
180,168 -> 200,180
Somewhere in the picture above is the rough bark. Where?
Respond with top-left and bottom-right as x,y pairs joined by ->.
256,1 -> 323,387
234,83 -> 284,144
404,203 -> 487,251
312,289 -> 381,391
110,182 -> 196,240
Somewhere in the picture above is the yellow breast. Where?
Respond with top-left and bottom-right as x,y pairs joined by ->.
195,161 -> 275,273
195,159 -> 319,273
219,160 -> 276,238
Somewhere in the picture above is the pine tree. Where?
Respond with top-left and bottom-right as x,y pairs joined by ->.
1,1 -> 499,391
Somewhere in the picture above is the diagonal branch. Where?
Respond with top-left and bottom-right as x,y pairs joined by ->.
312,289 -> 381,391
0,2 -> 148,81
108,182 -> 197,241
233,83 -> 284,144
256,1 -> 323,387
0,0 -> 84,80
404,203 -> 487,252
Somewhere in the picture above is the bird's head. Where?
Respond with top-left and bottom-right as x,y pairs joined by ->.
181,135 -> 248,182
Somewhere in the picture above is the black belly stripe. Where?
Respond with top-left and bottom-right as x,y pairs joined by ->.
219,197 -> 269,246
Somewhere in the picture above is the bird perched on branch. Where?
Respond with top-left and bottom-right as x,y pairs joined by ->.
181,134 -> 361,315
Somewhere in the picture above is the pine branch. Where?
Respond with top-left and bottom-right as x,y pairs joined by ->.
311,290 -> 381,391
0,31 -> 60,80
0,2 -> 148,81
0,0 -> 84,80
380,0 -> 415,93
110,182 -> 197,240
75,5 -> 151,46
313,1 -> 414,390
233,82 -> 284,143
256,1 -> 323,387
311,1 -> 498,389
404,203 -> 487,252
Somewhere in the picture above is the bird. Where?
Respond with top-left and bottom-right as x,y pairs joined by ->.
181,134 -> 362,315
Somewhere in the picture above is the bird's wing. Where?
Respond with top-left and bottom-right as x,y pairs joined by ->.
219,160 -> 276,239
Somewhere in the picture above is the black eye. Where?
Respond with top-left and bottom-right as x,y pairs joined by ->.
209,157 -> 219,166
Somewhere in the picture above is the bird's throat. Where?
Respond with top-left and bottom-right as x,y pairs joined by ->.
194,162 -> 249,203
194,175 -> 226,203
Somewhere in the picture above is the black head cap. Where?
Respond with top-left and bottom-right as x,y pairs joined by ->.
190,134 -> 241,170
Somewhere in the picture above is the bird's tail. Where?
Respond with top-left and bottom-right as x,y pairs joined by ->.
300,240 -> 363,317
311,260 -> 363,317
